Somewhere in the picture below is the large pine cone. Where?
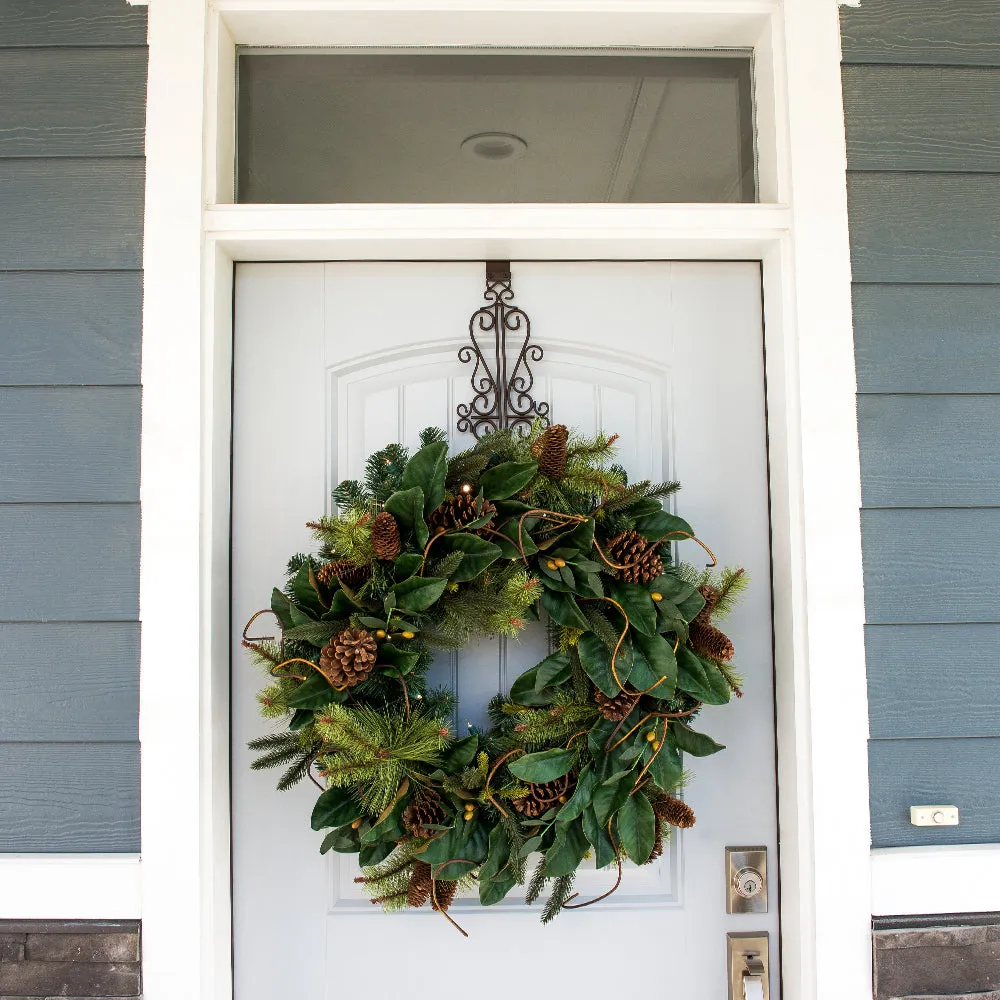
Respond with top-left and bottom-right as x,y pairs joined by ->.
606,529 -> 663,585
653,794 -> 696,829
431,878 -> 458,913
316,559 -> 369,593
512,773 -> 576,819
318,627 -> 378,688
407,860 -> 433,908
531,424 -> 569,479
427,490 -> 496,535
594,687 -> 639,721
692,584 -> 719,626
402,791 -> 447,838
371,511 -> 402,560
645,814 -> 666,864
689,621 -> 735,662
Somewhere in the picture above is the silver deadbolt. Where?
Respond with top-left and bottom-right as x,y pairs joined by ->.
726,846 -> 768,913
728,933 -> 769,1000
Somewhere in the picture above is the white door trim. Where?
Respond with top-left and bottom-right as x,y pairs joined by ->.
138,2 -> 872,999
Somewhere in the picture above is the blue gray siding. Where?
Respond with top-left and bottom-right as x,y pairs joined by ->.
0,1 -> 145,852
842,0 -> 1000,848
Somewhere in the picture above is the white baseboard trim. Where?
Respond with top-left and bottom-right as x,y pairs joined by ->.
0,855 -> 141,920
872,845 -> 1000,917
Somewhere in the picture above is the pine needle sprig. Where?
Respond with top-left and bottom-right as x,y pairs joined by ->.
525,856 -> 548,905
542,873 -> 577,924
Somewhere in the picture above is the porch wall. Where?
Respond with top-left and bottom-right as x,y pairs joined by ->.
841,0 -> 1000,851
0,0 -> 145,852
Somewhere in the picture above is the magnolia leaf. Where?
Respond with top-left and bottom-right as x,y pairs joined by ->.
609,581 -> 657,637
480,461 -> 538,500
582,805 -> 618,869
676,646 -> 731,705
385,487 -> 428,549
320,824 -> 361,855
557,765 -> 596,823
390,575 -> 448,613
670,721 -> 725,756
541,589 -> 591,631
509,664 -> 559,706
577,631 -> 628,697
401,441 -> 448,514
543,817 -> 589,877
634,510 -> 694,543
311,787 -> 364,831
288,670 -> 342,709
433,532 -> 502,582
592,769 -> 636,826
270,587 -> 294,629
630,631 -> 677,697
509,748 -> 577,783
534,651 -> 573,689
617,792 -> 656,864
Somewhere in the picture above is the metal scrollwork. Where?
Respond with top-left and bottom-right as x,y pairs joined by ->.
457,261 -> 550,439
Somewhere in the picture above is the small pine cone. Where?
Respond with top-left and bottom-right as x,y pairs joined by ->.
692,584 -> 719,626
317,559 -> 369,593
318,627 -> 378,688
531,424 -> 569,479
431,878 -> 459,913
407,861 -> 433,908
606,529 -> 663,585
371,511 -> 402,560
512,773 -> 576,819
402,791 -> 447,838
645,814 -> 666,864
594,687 -> 639,721
427,491 -> 496,535
689,621 -> 735,662
654,794 -> 696,829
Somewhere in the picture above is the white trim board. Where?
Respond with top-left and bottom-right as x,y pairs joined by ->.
134,2 -> 872,999
0,856 -> 141,920
872,847 -> 1000,918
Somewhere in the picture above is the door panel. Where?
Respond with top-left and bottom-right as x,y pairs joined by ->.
232,261 -> 777,999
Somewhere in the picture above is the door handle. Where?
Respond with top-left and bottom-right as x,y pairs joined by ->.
727,933 -> 769,1000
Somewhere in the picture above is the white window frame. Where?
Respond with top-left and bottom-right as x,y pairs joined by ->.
2,0 -> 894,997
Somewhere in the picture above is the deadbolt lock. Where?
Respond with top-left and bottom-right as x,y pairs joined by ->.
726,847 -> 768,913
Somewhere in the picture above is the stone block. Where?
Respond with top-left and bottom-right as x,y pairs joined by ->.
24,933 -> 139,964
875,925 -> 1000,999
0,937 -> 25,963
0,961 -> 140,997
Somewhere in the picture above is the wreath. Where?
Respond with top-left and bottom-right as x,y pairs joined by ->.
244,422 -> 747,931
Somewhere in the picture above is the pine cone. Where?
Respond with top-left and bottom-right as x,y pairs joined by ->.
692,584 -> 719,626
318,627 -> 378,688
645,814 -> 666,864
606,529 -> 663,585
407,861 -> 433,908
654,794 -> 696,829
512,774 -> 576,819
317,559 -> 369,593
689,621 -> 735,662
402,791 -> 447,838
431,878 -> 458,912
427,490 -> 496,535
371,511 -> 402,560
594,687 -> 639,721
532,424 -> 569,479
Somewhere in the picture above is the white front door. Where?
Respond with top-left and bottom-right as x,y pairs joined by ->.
231,261 -> 778,999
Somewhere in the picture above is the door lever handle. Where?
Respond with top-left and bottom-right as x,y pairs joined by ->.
742,953 -> 765,1000
728,933 -> 769,1000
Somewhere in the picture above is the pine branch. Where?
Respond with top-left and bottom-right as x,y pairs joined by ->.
525,856 -> 548,905
711,567 -> 750,620
541,873 -> 576,923
419,426 -> 448,447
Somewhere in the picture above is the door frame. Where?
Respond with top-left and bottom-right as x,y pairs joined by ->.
135,2 -> 871,999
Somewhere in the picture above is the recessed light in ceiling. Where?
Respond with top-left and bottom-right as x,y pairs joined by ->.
460,132 -> 528,162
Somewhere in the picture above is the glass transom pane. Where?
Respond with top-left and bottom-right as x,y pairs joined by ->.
237,51 -> 756,203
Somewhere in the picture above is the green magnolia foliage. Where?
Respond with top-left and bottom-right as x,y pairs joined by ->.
245,422 -> 746,924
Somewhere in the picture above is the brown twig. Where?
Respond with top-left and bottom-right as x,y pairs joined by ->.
482,748 -> 525,820
430,859 -> 478,937
563,822 -> 623,910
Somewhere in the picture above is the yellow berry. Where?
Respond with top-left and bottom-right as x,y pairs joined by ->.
554,558 -> 566,568
558,795 -> 567,804
646,730 -> 657,742
351,818 -> 362,829
401,631 -> 415,640
652,740 -> 661,751
376,629 -> 386,639
546,560 -> 557,571
651,592 -> 663,602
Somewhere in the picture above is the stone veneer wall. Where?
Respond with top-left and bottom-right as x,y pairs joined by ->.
874,915 -> 1000,1000
0,921 -> 140,999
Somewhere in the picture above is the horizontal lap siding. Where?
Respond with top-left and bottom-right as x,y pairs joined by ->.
843,0 -> 1000,848
0,3 -> 146,853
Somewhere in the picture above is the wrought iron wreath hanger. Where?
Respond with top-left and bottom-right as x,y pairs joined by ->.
456,261 -> 550,439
